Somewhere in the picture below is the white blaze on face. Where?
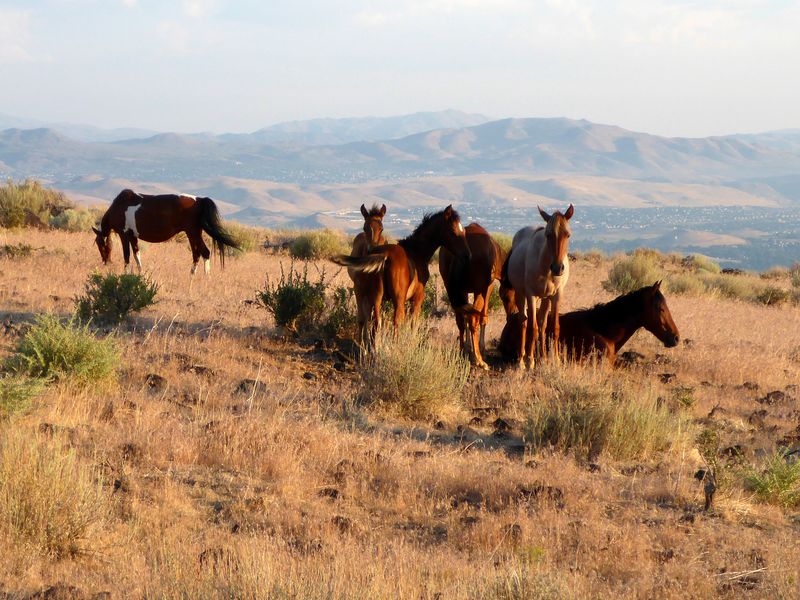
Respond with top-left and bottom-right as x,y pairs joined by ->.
124,204 -> 140,236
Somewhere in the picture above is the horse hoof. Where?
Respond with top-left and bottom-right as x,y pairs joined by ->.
478,362 -> 490,371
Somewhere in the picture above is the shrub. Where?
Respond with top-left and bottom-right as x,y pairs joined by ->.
756,285 -> 791,307
0,179 -> 73,228
492,233 -> 513,255
0,430 -> 107,557
225,222 -> 261,256
602,253 -> 663,295
49,207 -> 101,232
0,243 -> 34,259
0,376 -> 45,417
323,285 -> 358,338
5,314 -> 119,386
743,450 -> 800,508
581,249 -> 605,266
683,254 -> 721,274
760,266 -> 789,280
289,229 -> 349,260
75,272 -> 159,325
526,364 -> 688,461
666,273 -> 705,295
702,273 -> 759,302
257,263 -> 327,332
359,323 -> 469,419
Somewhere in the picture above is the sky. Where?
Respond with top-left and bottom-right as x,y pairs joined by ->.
0,0 -> 798,137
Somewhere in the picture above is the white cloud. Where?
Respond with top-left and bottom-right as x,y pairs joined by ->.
182,0 -> 217,19
157,20 -> 191,53
0,8 -> 35,64
121,0 -> 138,7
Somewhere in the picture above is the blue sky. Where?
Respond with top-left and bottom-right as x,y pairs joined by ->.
0,0 -> 798,136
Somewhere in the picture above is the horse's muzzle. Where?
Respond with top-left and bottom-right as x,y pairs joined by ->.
663,333 -> 679,348
550,263 -> 565,276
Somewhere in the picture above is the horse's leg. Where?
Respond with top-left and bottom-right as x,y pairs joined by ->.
371,279 -> 384,343
198,236 -> 211,276
409,283 -> 424,322
515,292 -> 528,369
456,311 -> 467,355
479,282 -> 493,356
537,297 -> 551,360
130,236 -> 142,273
120,232 -> 131,273
551,291 -> 561,362
187,231 -> 203,276
472,292 -> 489,369
526,296 -> 538,370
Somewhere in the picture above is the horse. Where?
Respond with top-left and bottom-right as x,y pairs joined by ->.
332,205 -> 470,338
501,204 -> 574,369
92,189 -> 239,275
547,281 -> 680,364
348,204 -> 388,342
439,223 -> 507,370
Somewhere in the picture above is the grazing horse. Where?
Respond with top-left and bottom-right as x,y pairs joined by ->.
332,205 -> 470,338
501,204 -> 574,369
92,189 -> 239,275
348,204 -> 388,342
439,223 -> 506,370
549,281 -> 679,364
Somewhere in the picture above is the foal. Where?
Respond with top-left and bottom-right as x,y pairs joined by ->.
333,205 -> 470,338
348,204 -> 387,342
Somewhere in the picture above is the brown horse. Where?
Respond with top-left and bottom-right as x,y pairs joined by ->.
439,223 -> 507,370
348,204 -> 387,341
332,205 -> 470,338
550,281 -> 680,364
501,204 -> 574,369
92,189 -> 239,274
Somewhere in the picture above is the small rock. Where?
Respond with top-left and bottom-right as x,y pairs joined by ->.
234,379 -> 264,395
469,416 -> 483,426
501,523 -> 523,540
433,420 -> 447,430
333,362 -> 346,372
682,339 -> 694,348
331,515 -> 353,533
618,350 -> 645,366
302,371 -> 316,380
318,487 -> 341,500
456,425 -> 479,439
144,373 -> 167,393
588,463 -> 601,473
186,364 -> 215,377
524,460 -> 539,469
738,381 -> 759,391
659,373 -> 677,384
757,390 -> 786,405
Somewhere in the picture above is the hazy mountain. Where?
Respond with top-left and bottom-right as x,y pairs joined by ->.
0,113 -> 158,143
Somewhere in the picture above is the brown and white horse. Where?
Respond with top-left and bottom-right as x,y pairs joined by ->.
501,204 -> 574,369
348,204 -> 387,342
92,189 -> 239,275
332,205 -> 470,338
439,223 -> 506,369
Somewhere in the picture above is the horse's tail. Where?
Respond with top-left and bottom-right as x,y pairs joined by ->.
500,247 -> 512,288
331,253 -> 387,273
196,197 -> 240,268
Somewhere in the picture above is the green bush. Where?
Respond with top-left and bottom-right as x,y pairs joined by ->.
0,243 -> 34,259
743,450 -> 800,508
667,273 -> 705,295
289,229 -> 349,260
0,376 -> 45,418
75,272 -> 159,325
257,263 -> 327,332
225,222 -> 261,256
49,208 -> 101,233
701,273 -> 758,302
683,254 -> 721,274
0,179 -> 73,228
756,285 -> 791,306
602,252 -> 664,294
359,323 -> 469,419
323,285 -> 358,338
5,314 -> 119,386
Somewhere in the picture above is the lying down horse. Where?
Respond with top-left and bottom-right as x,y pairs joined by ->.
92,189 -> 239,274
498,281 -> 680,365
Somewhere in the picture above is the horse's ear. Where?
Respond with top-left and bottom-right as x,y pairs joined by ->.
360,204 -> 368,218
564,204 -> 574,220
92,226 -> 101,235
444,205 -> 453,219
380,204 -> 387,217
653,280 -> 662,291
538,206 -> 552,223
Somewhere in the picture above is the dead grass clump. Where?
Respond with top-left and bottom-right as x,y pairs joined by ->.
743,451 -> 800,508
480,566 -> 574,600
0,430 -> 107,558
289,229 -> 349,260
5,314 -> 119,386
0,375 -> 45,417
602,252 -> 663,294
359,323 -> 469,420
526,364 -> 689,461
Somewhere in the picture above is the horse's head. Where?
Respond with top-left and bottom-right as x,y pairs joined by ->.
440,205 -> 471,262
642,281 -> 680,348
360,203 -> 386,250
92,226 -> 111,263
538,204 -> 574,277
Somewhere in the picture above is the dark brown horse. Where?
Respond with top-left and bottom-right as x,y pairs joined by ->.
439,223 -> 507,370
348,204 -> 388,342
533,281 -> 678,365
332,205 -> 470,338
92,189 -> 239,274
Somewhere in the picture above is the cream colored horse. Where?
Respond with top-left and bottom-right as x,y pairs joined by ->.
504,204 -> 574,369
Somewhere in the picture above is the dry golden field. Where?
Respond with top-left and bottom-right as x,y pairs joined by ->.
1,228 -> 800,599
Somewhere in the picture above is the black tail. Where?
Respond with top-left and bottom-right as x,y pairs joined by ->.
500,247 -> 512,288
197,197 -> 240,268
330,253 -> 387,273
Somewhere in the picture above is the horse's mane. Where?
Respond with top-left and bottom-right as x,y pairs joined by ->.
364,204 -> 385,217
399,208 -> 459,249
571,285 -> 655,328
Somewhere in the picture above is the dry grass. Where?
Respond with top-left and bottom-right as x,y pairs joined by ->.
0,228 -> 799,598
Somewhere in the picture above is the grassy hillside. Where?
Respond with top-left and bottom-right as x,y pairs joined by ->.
0,228 -> 799,598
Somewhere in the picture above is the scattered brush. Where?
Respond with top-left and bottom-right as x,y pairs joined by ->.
0,178 -> 73,228
359,322 -> 469,420
289,229 -> 349,260
0,430 -> 108,558
743,450 -> 800,508
5,314 -> 119,386
603,252 -> 664,294
49,207 -> 103,233
0,375 -> 46,417
225,222 -> 262,256
75,271 -> 159,325
0,243 -> 35,259
257,262 -> 327,332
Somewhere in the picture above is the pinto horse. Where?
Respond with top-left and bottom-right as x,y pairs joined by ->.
501,204 -> 574,369
92,189 -> 239,274
348,204 -> 387,342
439,223 -> 506,370
332,205 -> 470,338
548,281 -> 680,364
